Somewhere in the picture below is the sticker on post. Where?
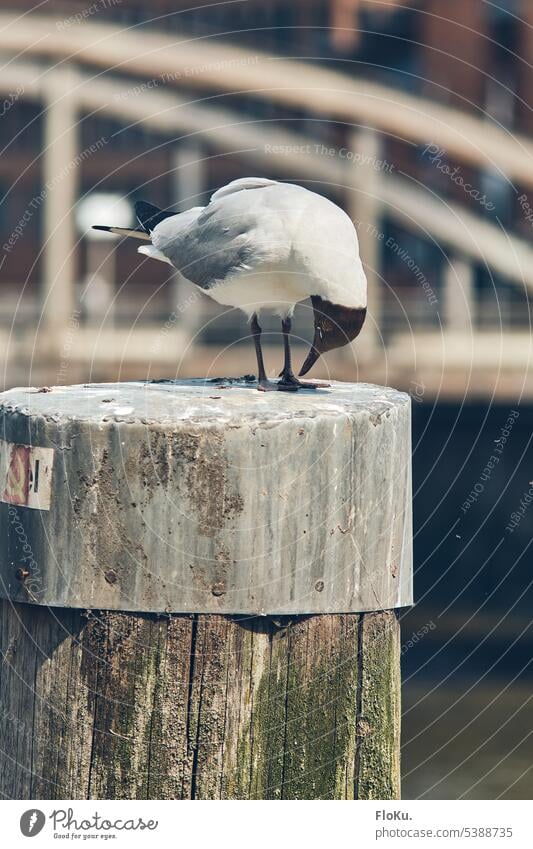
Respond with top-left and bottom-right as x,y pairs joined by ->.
0,440 -> 54,510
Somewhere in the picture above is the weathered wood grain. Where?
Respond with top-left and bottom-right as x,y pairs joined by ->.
0,600 -> 400,800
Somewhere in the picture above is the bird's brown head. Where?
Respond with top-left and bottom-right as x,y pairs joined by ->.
299,296 -> 366,376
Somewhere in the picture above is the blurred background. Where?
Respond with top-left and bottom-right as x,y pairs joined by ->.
0,0 -> 532,799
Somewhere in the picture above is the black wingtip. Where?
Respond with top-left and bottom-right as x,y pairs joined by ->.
135,200 -> 177,233
92,225 -> 113,233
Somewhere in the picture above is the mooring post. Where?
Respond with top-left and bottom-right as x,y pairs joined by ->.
0,380 -> 412,800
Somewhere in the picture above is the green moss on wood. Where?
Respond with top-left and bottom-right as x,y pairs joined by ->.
355,612 -> 401,799
225,614 -> 392,800
0,604 -> 400,801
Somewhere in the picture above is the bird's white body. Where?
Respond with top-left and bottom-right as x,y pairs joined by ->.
142,178 -> 367,319
205,263 -> 310,316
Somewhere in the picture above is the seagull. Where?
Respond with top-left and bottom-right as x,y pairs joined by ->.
93,177 -> 367,391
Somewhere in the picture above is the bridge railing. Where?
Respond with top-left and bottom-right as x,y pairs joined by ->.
0,15 -> 531,387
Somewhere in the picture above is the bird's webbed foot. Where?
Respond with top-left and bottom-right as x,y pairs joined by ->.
277,371 -> 330,391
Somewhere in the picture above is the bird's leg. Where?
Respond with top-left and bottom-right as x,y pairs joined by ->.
278,317 -> 329,391
252,313 -> 277,391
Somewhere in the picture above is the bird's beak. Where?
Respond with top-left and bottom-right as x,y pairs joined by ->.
298,331 -> 322,376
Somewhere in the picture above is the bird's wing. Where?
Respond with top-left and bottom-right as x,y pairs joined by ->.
152,182 -> 293,289
209,176 -> 280,202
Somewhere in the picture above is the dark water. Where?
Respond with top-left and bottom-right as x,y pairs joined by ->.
401,402 -> 533,799
402,677 -> 533,799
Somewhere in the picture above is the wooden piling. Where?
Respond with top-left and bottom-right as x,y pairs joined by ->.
0,380 -> 412,800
